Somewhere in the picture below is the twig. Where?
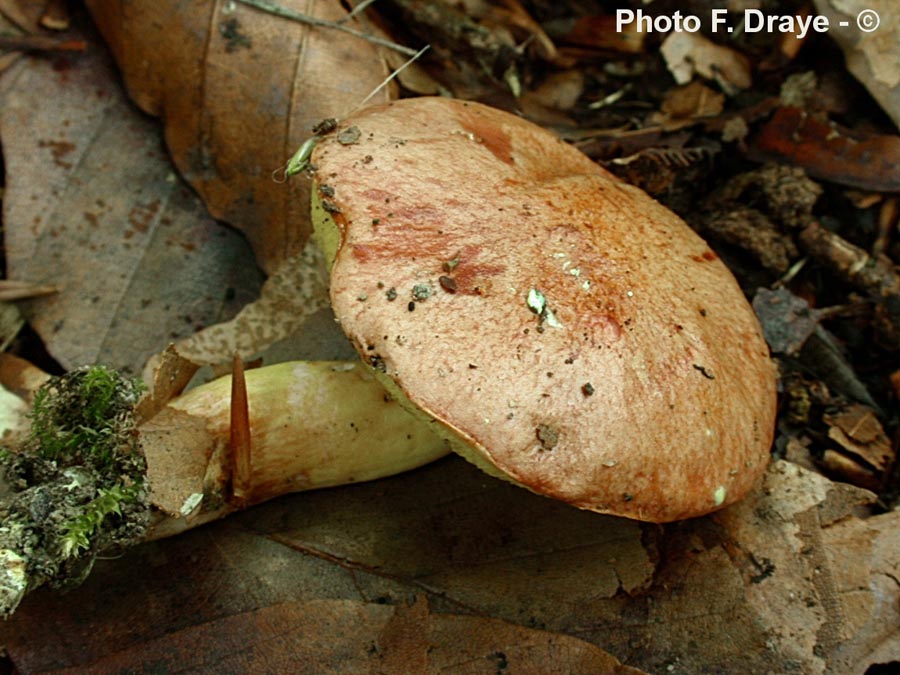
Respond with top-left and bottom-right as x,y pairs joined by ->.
281,44 -> 429,178
873,197 -> 897,258
799,222 -> 900,301
341,0 -> 380,22
0,280 -> 60,302
0,35 -> 87,53
799,221 -> 900,350
233,0 -> 418,56
355,44 -> 428,110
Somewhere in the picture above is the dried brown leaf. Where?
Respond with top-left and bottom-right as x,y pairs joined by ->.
134,345 -> 201,424
452,0 -> 558,62
2,459 -> 896,673
0,0 -> 41,33
824,510 -> 900,671
542,13 -> 646,55
0,353 -> 51,402
824,404 -> 893,472
0,302 -> 24,353
658,81 -> 725,122
0,39 -> 263,375
752,286 -> 823,355
820,403 -> 894,490
377,596 -> 647,675
706,461 -> 877,673
0,458 -> 652,671
527,69 -> 585,112
2,596 -> 645,674
749,107 -> 900,192
85,0 -> 394,273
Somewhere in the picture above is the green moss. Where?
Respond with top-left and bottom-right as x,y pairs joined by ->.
0,366 -> 151,617
59,482 -> 142,558
29,365 -> 141,470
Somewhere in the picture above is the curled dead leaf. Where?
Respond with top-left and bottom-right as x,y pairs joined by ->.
821,403 -> 894,490
660,31 -> 751,94
749,107 -> 900,192
657,81 -> 725,124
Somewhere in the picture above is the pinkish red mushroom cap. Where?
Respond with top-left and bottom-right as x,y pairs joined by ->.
311,97 -> 777,522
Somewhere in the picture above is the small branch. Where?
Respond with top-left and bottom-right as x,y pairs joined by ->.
233,0 -> 418,56
357,44 -> 428,109
0,280 -> 60,302
341,0 -> 380,23
0,35 -> 86,53
873,197 -> 898,258
799,222 -> 900,300
799,221 -> 900,350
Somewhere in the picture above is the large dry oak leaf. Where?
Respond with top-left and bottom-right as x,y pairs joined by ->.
85,0 -> 393,272
0,29 -> 262,374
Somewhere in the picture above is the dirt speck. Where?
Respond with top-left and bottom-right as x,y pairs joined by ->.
536,424 -> 560,451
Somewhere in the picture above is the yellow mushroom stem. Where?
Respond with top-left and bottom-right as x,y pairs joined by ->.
142,361 -> 449,540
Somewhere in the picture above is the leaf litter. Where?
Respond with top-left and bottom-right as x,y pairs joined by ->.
0,30 -> 262,376
0,0 -> 899,672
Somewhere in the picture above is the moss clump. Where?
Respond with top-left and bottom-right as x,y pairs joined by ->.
0,366 -> 150,618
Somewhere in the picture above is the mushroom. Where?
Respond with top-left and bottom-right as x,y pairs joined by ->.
0,97 -> 777,616
140,360 -> 450,538
309,97 -> 777,522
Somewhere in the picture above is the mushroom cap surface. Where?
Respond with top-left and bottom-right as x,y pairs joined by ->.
311,97 -> 777,522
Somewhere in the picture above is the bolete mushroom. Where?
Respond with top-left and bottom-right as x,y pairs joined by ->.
0,97 -> 776,616
309,97 -> 777,522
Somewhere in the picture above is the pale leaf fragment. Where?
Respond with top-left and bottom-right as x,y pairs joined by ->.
711,460 -> 880,673
0,382 -> 28,440
813,0 -> 900,128
660,31 -> 752,93
822,511 -> 900,672
167,238 -> 332,367
136,345 -> 201,424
